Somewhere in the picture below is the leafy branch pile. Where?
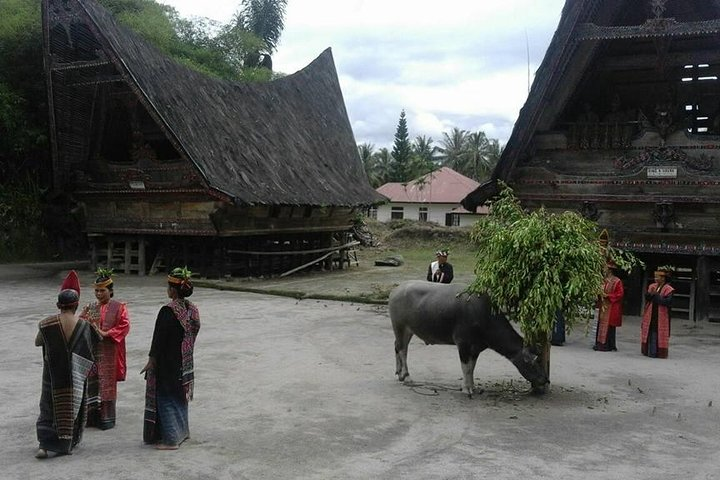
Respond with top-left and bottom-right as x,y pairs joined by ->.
469,185 -> 606,345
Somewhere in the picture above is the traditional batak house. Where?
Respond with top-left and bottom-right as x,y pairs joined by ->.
462,0 -> 720,322
42,0 -> 382,277
375,167 -> 486,227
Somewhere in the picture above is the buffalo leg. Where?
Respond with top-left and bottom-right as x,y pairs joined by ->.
394,328 -> 413,381
458,343 -> 484,398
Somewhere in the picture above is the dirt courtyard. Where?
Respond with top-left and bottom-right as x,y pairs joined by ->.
1,265 -> 719,480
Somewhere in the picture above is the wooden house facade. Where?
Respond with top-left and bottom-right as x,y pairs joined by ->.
462,0 -> 720,322
42,0 -> 382,277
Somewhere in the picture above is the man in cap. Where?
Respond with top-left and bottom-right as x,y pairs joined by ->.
35,271 -> 100,458
427,250 -> 454,284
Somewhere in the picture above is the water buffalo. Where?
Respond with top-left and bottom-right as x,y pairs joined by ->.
389,281 -> 548,396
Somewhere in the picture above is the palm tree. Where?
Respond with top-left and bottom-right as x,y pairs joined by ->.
373,148 -> 394,187
485,138 -> 503,175
358,143 -> 378,186
465,131 -> 493,181
410,135 -> 437,179
234,0 -> 288,70
438,127 -> 469,174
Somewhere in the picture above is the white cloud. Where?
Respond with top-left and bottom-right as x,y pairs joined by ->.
159,0 -> 566,148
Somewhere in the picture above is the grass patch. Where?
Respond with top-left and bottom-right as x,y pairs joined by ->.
362,219 -> 477,278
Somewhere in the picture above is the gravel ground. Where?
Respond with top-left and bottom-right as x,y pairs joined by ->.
1,264 -> 719,480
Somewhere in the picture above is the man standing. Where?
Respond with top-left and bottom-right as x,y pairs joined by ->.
427,250 -> 454,284
35,271 -> 100,458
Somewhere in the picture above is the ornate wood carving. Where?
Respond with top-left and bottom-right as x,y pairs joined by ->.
577,0 -> 720,41
117,168 -> 150,182
129,131 -> 158,164
613,146 -> 714,172
612,240 -> 720,256
576,18 -> 720,41
653,202 -> 675,231
651,0 -> 668,19
567,121 -> 639,149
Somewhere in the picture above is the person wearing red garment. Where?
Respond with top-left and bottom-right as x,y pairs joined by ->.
641,269 -> 674,358
79,268 -> 130,430
594,261 -> 624,352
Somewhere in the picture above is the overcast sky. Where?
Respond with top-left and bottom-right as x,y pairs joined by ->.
158,0 -> 567,149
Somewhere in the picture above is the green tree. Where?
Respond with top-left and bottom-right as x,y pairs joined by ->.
410,135 -> 437,179
100,0 -> 245,80
0,0 -> 47,184
465,131 -> 497,181
373,148 -> 394,187
486,138 -> 503,172
358,142 -> 380,188
390,110 -> 413,182
230,0 -> 288,71
437,127 -> 468,174
469,184 -> 607,391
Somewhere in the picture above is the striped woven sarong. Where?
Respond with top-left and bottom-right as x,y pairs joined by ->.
36,317 -> 97,454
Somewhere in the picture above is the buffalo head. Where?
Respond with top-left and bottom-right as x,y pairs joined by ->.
511,346 -> 549,390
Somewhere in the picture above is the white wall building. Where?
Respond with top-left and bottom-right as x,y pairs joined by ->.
374,167 -> 487,227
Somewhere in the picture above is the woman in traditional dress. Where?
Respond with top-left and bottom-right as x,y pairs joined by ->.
641,269 -> 674,358
141,267 -> 201,450
79,268 -> 130,430
594,261 -> 624,351
35,271 -> 100,458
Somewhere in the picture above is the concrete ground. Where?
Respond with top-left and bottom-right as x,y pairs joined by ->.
1,263 -> 719,480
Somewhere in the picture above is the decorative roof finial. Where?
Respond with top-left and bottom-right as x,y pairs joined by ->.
651,0 -> 668,19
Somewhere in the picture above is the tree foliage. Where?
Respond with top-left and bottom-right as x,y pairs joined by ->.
437,127 -> 502,180
0,0 -> 48,183
438,127 -> 469,172
390,110 -> 413,182
231,0 -> 287,70
410,135 -> 437,178
99,0 -> 279,81
468,184 -> 606,346
0,175 -> 49,261
360,111 -> 503,188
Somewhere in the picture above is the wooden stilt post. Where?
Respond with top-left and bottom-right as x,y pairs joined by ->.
124,238 -> 131,274
138,236 -> 146,276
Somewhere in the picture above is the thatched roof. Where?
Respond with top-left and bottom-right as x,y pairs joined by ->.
462,0 -> 720,211
50,0 -> 382,207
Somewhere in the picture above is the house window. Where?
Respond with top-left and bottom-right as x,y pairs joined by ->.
418,206 -> 428,222
391,206 -> 404,220
367,207 -> 377,219
680,63 -> 719,134
445,213 -> 460,226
